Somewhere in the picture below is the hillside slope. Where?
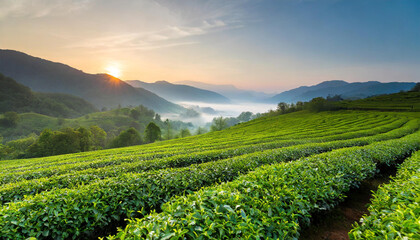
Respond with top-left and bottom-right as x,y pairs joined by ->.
270,80 -> 416,103
126,80 -> 230,103
0,110 -> 419,239
0,50 -> 185,113
0,73 -> 97,117
339,91 -> 420,111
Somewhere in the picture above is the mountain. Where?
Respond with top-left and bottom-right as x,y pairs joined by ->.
175,80 -> 273,102
126,80 -> 230,103
0,49 -> 185,114
0,73 -> 97,118
269,80 -> 417,103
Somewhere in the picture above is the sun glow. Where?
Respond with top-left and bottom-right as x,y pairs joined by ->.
105,65 -> 121,78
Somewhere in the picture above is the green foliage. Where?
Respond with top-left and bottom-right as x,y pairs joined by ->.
26,126 -> 107,158
0,73 -> 98,118
0,104 -> 191,145
3,134 -> 37,159
89,125 -> 107,150
339,91 -> 420,111
0,111 -> 20,127
410,82 -> 420,92
110,131 -> 420,239
144,122 -> 161,143
179,128 -> 191,138
306,97 -> 340,112
195,127 -> 207,135
237,111 -> 253,122
28,129 -> 54,157
110,127 -> 142,148
349,151 -> 420,239
77,127 -> 92,152
0,111 -> 419,239
210,116 -> 228,131
129,108 -> 141,120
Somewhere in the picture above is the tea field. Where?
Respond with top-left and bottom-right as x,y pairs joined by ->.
0,111 -> 419,239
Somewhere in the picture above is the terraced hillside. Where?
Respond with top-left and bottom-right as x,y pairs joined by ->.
0,111 -> 419,239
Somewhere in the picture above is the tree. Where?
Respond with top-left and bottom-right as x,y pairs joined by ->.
195,127 -> 207,135
237,112 -> 253,122
277,102 -> 289,114
180,128 -> 191,138
164,119 -> 172,140
154,113 -> 161,122
211,117 -> 228,131
6,133 -> 37,159
77,127 -> 92,152
144,122 -> 161,143
306,97 -> 327,112
0,111 -> 19,127
130,109 -> 141,120
89,125 -> 107,149
28,129 -> 54,157
51,128 -> 81,155
326,95 -> 343,102
411,83 -> 420,92
109,127 -> 142,148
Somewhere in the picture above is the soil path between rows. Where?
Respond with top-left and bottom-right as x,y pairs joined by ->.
299,167 -> 396,240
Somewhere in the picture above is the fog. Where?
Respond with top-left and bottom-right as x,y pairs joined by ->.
162,101 -> 277,127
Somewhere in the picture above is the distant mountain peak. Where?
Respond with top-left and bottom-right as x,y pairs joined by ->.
155,80 -> 171,84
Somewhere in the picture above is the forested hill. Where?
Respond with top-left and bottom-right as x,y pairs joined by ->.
0,73 -> 97,118
270,80 -> 416,103
0,50 -> 185,114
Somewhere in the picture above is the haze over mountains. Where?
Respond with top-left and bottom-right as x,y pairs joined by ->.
0,50 -> 184,114
126,80 -> 230,104
269,80 -> 417,103
176,80 -> 273,102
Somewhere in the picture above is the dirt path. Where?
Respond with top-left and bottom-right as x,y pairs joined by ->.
299,168 -> 396,240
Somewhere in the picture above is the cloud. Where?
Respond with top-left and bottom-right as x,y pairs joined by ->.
0,0 -> 92,19
67,18 -> 240,52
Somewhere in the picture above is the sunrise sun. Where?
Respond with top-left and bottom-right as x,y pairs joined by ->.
105,65 -> 121,78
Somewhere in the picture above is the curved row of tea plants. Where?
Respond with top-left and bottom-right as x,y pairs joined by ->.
349,150 -> 420,239
0,116 -> 407,185
109,131 -> 420,240
1,118 -> 418,205
1,123 -> 419,239
0,111 -> 394,173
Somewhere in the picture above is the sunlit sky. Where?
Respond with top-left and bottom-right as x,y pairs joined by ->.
1,0 -> 419,92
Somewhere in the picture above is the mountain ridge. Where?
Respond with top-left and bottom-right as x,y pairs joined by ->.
0,73 -> 98,118
0,49 -> 185,114
175,80 -> 273,102
269,80 -> 416,103
126,80 -> 231,103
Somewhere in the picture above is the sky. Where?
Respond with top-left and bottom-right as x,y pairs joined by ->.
1,0 -> 419,92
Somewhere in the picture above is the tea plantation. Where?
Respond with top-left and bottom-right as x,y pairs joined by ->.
0,111 -> 419,239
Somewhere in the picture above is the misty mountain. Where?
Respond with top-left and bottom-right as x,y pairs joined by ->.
0,73 -> 97,117
176,80 -> 273,102
269,80 -> 417,103
126,80 -> 230,103
0,49 -> 185,114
